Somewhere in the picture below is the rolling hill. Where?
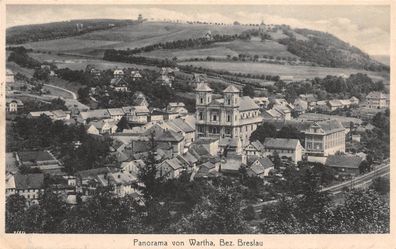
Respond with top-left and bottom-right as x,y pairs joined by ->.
7,20 -> 389,75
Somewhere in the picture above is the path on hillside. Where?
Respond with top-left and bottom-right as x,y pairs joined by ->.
43,84 -> 77,100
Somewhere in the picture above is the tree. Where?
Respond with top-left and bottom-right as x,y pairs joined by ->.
171,185 -> 251,233
77,87 -> 90,104
370,177 -> 390,195
33,68 -> 50,82
242,85 -> 255,97
116,116 -> 130,132
273,151 -> 282,170
137,132 -> 162,202
249,123 -> 277,142
359,160 -> 371,174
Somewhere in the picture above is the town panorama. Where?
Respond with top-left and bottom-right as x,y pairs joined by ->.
4,5 -> 390,234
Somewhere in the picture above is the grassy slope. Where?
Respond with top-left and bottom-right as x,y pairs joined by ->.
19,22 -> 252,58
139,39 -> 297,60
179,61 -> 388,82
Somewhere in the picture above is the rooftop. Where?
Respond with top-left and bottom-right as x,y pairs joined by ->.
263,138 -> 300,150
14,173 -> 45,190
325,154 -> 363,169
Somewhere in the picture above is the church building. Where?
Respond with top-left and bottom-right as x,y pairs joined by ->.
195,83 -> 262,153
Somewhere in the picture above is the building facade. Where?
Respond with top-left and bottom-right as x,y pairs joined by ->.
304,120 -> 346,157
195,83 -> 262,153
366,91 -> 389,109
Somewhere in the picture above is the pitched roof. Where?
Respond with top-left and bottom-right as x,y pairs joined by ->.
107,108 -> 125,116
263,138 -> 300,150
161,158 -> 184,170
245,141 -> 264,151
14,173 -> 44,189
18,151 -> 56,162
156,130 -> 184,142
80,109 -> 110,120
328,100 -> 343,107
52,109 -> 68,118
325,155 -> 363,169
6,98 -> 23,105
110,77 -> 128,86
195,83 -> 213,92
309,120 -> 345,134
239,96 -> 260,111
366,91 -> 388,99
223,85 -> 240,93
166,118 -> 195,133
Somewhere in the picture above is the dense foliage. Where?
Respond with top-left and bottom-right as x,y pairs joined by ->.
7,46 -> 41,69
8,115 -> 112,173
279,29 -> 389,72
7,19 -> 134,44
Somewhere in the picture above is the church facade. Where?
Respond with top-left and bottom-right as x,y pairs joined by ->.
195,83 -> 262,153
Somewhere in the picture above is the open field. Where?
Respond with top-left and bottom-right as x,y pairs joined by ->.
18,22 -> 253,58
139,39 -> 297,60
178,61 -> 389,82
29,52 -> 159,71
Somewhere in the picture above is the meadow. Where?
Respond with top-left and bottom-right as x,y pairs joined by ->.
178,61 -> 389,82
19,22 -> 253,57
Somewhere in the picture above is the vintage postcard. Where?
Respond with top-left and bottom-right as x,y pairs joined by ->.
1,0 -> 394,249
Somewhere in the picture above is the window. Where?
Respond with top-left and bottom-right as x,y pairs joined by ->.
227,115 -> 231,122
200,98 -> 203,104
227,98 -> 231,105
199,112 -> 203,120
213,115 -> 217,121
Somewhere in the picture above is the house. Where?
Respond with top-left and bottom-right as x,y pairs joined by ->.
262,109 -> 284,120
328,100 -> 343,111
16,151 -> 64,174
96,171 -> 138,197
76,167 -> 117,197
157,74 -> 173,87
252,97 -> 269,108
366,91 -> 389,109
244,140 -> 265,157
263,138 -> 303,164
51,110 -> 71,121
193,137 -> 219,156
164,118 -> 196,147
87,119 -> 118,135
299,94 -> 317,107
220,153 -> 243,174
113,69 -> 125,78
131,71 -> 143,81
155,130 -> 185,156
246,157 -> 274,178
6,173 -> 45,206
122,106 -> 149,124
110,77 -> 129,92
166,102 -> 189,116
157,158 -> 185,179
325,154 -> 363,177
132,91 -> 149,107
107,108 -> 125,121
195,84 -> 262,152
304,120 -> 346,157
6,68 -> 14,84
120,159 -> 145,177
6,98 -> 23,112
293,98 -> 308,114
77,109 -> 111,124
27,111 -> 54,119
349,96 -> 360,106
149,109 -> 167,122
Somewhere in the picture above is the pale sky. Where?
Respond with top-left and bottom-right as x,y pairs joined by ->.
6,5 -> 390,55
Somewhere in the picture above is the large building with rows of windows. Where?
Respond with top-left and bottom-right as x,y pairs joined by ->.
195,83 -> 262,153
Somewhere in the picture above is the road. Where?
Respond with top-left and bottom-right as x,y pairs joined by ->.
43,84 -> 77,100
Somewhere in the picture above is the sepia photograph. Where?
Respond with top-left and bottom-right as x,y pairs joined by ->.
2,1 -> 391,241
